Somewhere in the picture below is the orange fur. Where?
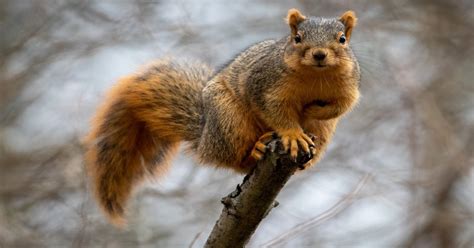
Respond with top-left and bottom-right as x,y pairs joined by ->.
84,76 -> 181,226
85,60 -> 213,226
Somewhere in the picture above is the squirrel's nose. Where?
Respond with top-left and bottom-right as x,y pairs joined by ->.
313,52 -> 327,61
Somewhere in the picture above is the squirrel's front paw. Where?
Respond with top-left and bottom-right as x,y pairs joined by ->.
250,131 -> 278,161
278,129 -> 315,162
297,133 -> 317,169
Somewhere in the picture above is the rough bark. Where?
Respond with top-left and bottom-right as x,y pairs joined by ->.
204,140 -> 309,248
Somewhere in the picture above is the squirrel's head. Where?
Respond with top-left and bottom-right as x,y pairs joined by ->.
284,9 -> 357,73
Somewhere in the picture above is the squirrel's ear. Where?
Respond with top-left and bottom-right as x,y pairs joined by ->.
286,8 -> 306,36
339,10 -> 357,42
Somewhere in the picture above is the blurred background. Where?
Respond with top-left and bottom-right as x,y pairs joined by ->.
1,0 -> 473,247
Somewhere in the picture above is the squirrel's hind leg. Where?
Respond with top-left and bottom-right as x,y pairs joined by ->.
198,83 -> 262,173
240,131 -> 278,168
249,131 -> 278,161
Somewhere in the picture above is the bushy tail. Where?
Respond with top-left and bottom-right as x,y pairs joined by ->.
84,59 -> 213,226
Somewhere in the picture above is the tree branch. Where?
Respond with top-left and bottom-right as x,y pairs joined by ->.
204,140 -> 309,248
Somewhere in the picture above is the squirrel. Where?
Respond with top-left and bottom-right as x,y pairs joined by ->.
84,8 -> 360,226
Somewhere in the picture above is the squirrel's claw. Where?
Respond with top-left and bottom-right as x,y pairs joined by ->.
251,130 -> 316,165
278,129 -> 315,162
297,133 -> 317,169
250,131 -> 278,161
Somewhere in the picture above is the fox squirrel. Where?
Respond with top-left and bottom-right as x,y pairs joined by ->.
85,9 -> 360,226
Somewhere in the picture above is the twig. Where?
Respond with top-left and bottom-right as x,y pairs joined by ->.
188,231 -> 203,248
261,173 -> 372,247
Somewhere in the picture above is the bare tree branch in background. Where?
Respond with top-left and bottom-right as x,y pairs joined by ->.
262,173 -> 372,247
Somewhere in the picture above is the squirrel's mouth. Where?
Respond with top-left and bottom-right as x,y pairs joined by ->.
313,64 -> 327,68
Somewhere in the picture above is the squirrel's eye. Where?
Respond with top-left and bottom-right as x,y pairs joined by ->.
339,34 -> 346,44
294,34 -> 301,43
